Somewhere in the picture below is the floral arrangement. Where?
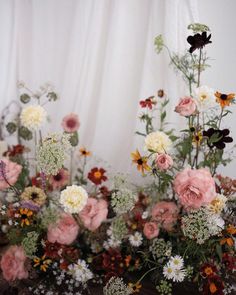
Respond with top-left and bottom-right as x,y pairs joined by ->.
0,23 -> 235,295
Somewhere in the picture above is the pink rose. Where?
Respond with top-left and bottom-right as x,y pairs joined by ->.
143,222 -> 159,239
173,168 -> 216,211
79,198 -> 108,231
151,201 -> 179,231
0,245 -> 28,281
0,158 -> 22,190
156,154 -> 173,171
175,97 -> 196,116
47,213 -> 79,245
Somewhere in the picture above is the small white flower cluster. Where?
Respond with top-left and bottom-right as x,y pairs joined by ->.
103,225 -> 122,250
111,188 -> 137,214
163,255 -> 186,282
0,204 -> 6,215
129,231 -> 143,247
68,259 -> 93,283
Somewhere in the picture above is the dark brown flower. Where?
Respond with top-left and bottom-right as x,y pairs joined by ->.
187,31 -> 212,53
203,128 -> 233,149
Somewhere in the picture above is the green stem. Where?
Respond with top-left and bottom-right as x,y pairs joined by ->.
136,266 -> 158,284
218,108 -> 224,128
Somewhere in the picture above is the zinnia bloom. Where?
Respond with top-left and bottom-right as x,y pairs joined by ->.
49,168 -> 69,190
215,91 -> 235,108
131,150 -> 151,174
88,167 -> 107,185
20,186 -> 47,206
60,185 -> 88,213
144,131 -> 172,154
20,105 -> 47,130
61,113 -> 80,133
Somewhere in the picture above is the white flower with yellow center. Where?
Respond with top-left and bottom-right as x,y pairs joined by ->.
60,185 -> 88,214
129,232 -> 143,247
169,255 -> 184,269
208,194 -> 227,214
163,263 -> 174,280
68,259 -> 93,283
144,131 -> 172,153
20,105 -> 47,130
194,85 -> 216,112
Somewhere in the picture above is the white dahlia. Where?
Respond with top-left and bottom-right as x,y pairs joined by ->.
144,131 -> 172,153
60,185 -> 88,214
20,105 -> 47,130
194,85 -> 217,112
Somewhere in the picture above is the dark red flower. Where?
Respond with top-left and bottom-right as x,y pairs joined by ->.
200,262 -> 218,278
139,96 -> 156,109
203,275 -> 224,295
88,167 -> 107,185
222,253 -> 236,271
3,144 -> 26,157
102,249 -> 124,276
187,31 -> 212,53
99,186 -> 111,198
44,241 -> 62,259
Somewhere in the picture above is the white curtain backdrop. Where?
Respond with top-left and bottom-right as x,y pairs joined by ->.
0,0 -> 200,177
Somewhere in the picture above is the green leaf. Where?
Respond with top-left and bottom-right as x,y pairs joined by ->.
19,126 -> 33,140
20,93 -> 31,104
47,91 -> 58,101
6,122 -> 17,134
216,244 -> 222,260
161,111 -> 166,122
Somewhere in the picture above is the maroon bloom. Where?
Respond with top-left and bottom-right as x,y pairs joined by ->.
88,167 -> 107,185
139,96 -> 156,109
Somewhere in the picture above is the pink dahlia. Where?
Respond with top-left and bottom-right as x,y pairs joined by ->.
61,113 -> 80,133
173,167 -> 216,211
0,158 -> 22,190
49,168 -> 69,190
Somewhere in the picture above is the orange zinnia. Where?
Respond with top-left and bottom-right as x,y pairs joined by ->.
131,150 -> 151,174
215,91 -> 235,108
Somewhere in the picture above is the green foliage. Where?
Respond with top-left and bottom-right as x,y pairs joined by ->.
6,122 -> 17,134
19,125 -> 33,140
20,93 -> 31,104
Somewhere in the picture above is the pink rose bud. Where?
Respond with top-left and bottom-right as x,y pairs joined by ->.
143,221 -> 159,239
175,96 -> 196,116
156,154 -> 173,171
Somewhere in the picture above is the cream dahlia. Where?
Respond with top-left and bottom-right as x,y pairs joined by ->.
20,105 -> 47,130
144,131 -> 172,153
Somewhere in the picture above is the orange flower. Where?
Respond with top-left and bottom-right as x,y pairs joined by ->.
79,147 -> 91,157
18,208 -> 33,227
131,150 -> 151,174
128,282 -> 142,293
215,91 -> 235,108
125,255 -> 132,267
220,237 -> 234,247
226,225 -> 236,235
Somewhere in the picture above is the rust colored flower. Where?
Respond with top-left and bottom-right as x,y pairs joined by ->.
139,96 -> 156,109
102,249 -> 124,276
18,208 -> 34,227
131,150 -> 151,174
44,241 -> 63,259
157,89 -> 165,98
4,144 -> 26,157
203,275 -> 224,295
128,282 -> 142,293
33,255 -> 52,272
222,253 -> 236,271
88,167 -> 107,185
200,262 -> 217,278
215,91 -> 235,108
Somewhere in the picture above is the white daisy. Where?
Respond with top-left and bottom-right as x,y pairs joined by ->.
129,232 -> 143,247
172,268 -> 186,282
68,259 -> 93,283
169,255 -> 184,269
163,263 -> 174,280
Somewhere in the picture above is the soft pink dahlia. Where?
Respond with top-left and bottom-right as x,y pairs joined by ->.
61,113 -> 80,133
173,167 -> 216,211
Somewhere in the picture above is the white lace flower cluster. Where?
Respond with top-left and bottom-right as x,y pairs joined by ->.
163,255 -> 186,282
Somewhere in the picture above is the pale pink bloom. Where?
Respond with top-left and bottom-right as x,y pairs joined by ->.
156,154 -> 173,171
173,168 -> 216,211
151,201 -> 179,231
47,213 -> 79,245
49,168 -> 69,190
143,221 -> 159,239
0,246 -> 28,281
61,113 -> 80,133
79,198 -> 108,231
0,158 -> 22,190
175,97 -> 196,116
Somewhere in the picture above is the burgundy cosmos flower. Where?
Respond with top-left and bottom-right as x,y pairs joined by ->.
187,31 -> 212,53
88,167 -> 107,185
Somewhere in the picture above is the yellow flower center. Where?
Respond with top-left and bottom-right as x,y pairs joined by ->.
94,171 -> 102,179
205,267 -> 213,276
200,94 -> 207,100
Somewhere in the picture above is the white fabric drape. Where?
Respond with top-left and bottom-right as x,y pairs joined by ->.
0,0 -> 199,176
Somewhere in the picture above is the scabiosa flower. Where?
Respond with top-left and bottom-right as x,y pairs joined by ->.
131,150 -> 151,174
111,188 -> 137,214
60,185 -> 88,214
88,167 -> 107,185
215,91 -> 235,108
37,133 -> 72,175
20,186 -> 47,206
68,259 -> 93,283
187,31 -> 212,53
61,113 -> 80,133
20,105 -> 47,130
145,131 -> 172,154
129,232 -> 143,247
139,96 -> 156,109
49,168 -> 69,190
194,85 -> 216,112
